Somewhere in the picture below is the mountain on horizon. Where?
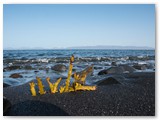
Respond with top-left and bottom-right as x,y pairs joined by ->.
67,45 -> 154,50
4,45 -> 154,50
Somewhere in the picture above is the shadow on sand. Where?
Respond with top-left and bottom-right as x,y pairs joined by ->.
4,100 -> 69,116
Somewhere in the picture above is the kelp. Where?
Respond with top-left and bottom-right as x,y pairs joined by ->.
29,55 -> 96,96
46,77 -> 62,94
29,82 -> 36,96
60,55 -> 74,93
36,77 -> 46,95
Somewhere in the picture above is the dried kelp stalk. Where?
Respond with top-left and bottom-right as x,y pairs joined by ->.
46,77 -> 62,93
60,55 -> 74,93
73,65 -> 94,85
29,82 -> 36,96
36,77 -> 46,95
30,55 -> 96,96
74,83 -> 96,91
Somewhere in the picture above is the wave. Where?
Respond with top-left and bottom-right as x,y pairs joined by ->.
3,55 -> 155,65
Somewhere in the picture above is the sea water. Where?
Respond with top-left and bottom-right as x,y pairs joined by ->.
3,49 -> 155,86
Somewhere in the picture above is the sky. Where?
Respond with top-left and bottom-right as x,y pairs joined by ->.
3,4 -> 155,49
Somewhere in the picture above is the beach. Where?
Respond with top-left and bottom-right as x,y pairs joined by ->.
3,49 -> 155,116
4,72 -> 155,116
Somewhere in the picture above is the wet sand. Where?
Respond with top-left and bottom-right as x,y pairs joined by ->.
3,72 -> 155,116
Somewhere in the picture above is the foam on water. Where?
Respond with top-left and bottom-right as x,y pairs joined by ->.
3,49 -> 155,86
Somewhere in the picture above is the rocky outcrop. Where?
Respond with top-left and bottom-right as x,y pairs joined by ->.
98,66 -> 124,75
4,66 -> 21,71
96,77 -> 121,85
119,65 -> 136,73
98,65 -> 136,75
51,64 -> 67,72
133,64 -> 147,70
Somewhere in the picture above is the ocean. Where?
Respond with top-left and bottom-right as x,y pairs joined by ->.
3,49 -> 155,86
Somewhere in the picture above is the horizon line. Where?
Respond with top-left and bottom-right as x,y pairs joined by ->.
3,45 -> 155,50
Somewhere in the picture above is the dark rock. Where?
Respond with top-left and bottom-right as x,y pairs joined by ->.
45,68 -> 49,73
39,67 -> 44,70
133,64 -> 147,70
119,65 -> 136,73
3,97 -> 11,115
111,61 -> 117,66
72,65 -> 94,77
96,77 -> 121,86
98,67 -> 124,75
72,68 -> 76,72
4,66 -> 21,71
146,64 -> 155,69
24,65 -> 33,70
94,66 -> 103,70
9,73 -> 23,78
3,83 -> 10,88
34,70 -> 39,73
51,64 -> 67,72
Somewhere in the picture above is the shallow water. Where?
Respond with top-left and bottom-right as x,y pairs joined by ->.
3,49 -> 155,86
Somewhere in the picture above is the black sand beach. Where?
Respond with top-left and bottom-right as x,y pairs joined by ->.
3,72 -> 155,116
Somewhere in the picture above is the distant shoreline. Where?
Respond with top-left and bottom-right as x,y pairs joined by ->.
3,45 -> 155,50
3,49 -> 155,51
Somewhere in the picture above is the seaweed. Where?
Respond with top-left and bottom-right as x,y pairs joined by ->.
46,77 -> 62,94
29,55 -> 96,96
36,77 -> 46,95
29,82 -> 36,96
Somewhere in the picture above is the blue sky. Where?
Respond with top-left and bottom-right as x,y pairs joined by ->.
3,4 -> 155,49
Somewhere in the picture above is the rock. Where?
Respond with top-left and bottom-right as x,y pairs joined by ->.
3,83 -> 10,88
94,66 -> 103,70
4,66 -> 21,71
24,65 -> 33,70
34,70 -> 39,73
3,96 -> 11,115
119,65 -> 136,73
9,73 -> 23,78
51,64 -> 67,72
96,77 -> 121,85
133,64 -> 147,70
146,63 -> 155,69
98,67 -> 124,75
45,68 -> 49,73
72,68 -> 76,72
111,61 -> 117,66
72,65 -> 94,77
